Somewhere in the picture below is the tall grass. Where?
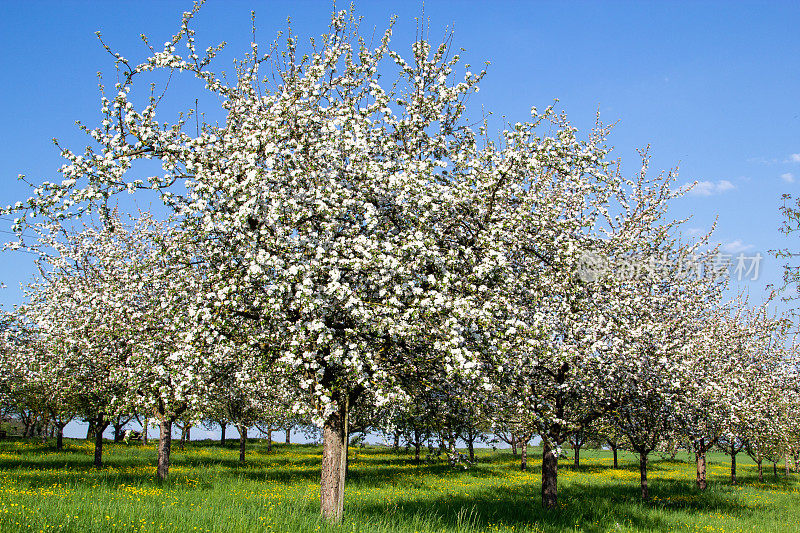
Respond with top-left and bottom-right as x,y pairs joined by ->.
0,438 -> 796,532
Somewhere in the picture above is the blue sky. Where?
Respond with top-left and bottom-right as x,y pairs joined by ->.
1,0 -> 799,316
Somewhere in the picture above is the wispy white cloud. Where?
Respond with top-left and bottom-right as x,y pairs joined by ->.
713,180 -> 735,193
747,156 -> 779,165
683,179 -> 736,196
747,154 -> 800,164
781,172 -> 795,183
721,239 -> 754,254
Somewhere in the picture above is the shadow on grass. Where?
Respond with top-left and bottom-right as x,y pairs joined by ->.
351,474 -> 757,533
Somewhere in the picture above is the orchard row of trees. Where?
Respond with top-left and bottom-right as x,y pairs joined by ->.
1,269 -> 798,503
1,5 -> 799,522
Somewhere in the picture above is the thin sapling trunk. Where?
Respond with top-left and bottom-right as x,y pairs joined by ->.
639,452 -> 649,500
157,418 -> 172,481
93,417 -> 108,469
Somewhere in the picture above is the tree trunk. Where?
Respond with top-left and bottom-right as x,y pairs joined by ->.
320,401 -> 349,523
392,430 -> 400,450
541,440 -> 558,509
468,436 -> 475,463
695,441 -> 707,491
612,445 -> 618,468
511,438 -> 518,456
157,418 -> 172,481
220,423 -> 226,446
574,445 -> 581,468
773,461 -> 777,480
86,419 -> 96,440
285,425 -> 291,444
237,425 -> 247,463
639,452 -> 649,500
113,424 -> 123,443
520,439 -> 527,471
786,454 -> 791,476
17,411 -> 29,438
267,429 -> 273,452
731,451 -> 737,483
141,418 -> 148,445
56,423 -> 65,451
179,423 -> 191,450
93,418 -> 107,469
757,459 -> 763,482
345,438 -> 351,478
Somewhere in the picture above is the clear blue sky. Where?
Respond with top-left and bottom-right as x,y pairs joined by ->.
1,0 -> 799,314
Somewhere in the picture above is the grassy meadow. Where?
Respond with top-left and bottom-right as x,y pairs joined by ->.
0,438 -> 796,532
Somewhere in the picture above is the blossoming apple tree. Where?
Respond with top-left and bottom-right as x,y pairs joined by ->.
12,213 -> 211,478
5,6 -> 513,521
5,3 -> 793,521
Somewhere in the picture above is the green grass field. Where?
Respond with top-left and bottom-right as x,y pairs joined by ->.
0,438 -> 796,532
